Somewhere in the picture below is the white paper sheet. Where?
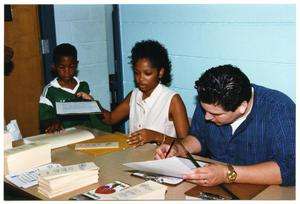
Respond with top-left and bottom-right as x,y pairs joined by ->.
56,101 -> 101,115
123,157 -> 207,178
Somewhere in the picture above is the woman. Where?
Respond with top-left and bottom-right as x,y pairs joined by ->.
102,40 -> 189,147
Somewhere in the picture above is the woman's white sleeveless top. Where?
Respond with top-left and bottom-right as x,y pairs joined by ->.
129,83 -> 177,138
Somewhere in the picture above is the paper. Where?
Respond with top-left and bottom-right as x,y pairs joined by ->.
124,157 -> 207,178
4,143 -> 52,175
56,101 -> 102,115
4,131 -> 12,150
38,162 -> 99,198
82,180 -> 130,200
39,162 -> 98,178
6,119 -> 22,141
102,180 -> 167,200
5,163 -> 62,188
75,142 -> 119,150
131,172 -> 183,185
23,127 -> 95,149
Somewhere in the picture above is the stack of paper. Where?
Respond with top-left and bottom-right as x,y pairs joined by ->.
75,142 -> 119,150
4,143 -> 51,175
4,130 -> 12,150
5,163 -> 62,188
102,180 -> 167,200
38,162 -> 99,198
24,127 -> 95,149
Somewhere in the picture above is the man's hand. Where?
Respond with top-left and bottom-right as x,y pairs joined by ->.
183,163 -> 227,186
45,121 -> 64,133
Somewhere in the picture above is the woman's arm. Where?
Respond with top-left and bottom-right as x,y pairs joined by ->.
102,92 -> 132,125
169,94 -> 190,139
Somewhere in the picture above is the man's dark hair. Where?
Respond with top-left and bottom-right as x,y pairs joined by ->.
129,39 -> 172,86
194,64 -> 252,111
53,43 -> 77,64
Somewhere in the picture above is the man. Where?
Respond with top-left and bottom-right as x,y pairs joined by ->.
155,64 -> 295,187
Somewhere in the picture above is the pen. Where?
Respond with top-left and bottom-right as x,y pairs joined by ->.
178,141 -> 240,200
165,139 -> 176,158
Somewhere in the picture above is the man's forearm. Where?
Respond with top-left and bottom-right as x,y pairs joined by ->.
181,135 -> 202,155
233,161 -> 282,185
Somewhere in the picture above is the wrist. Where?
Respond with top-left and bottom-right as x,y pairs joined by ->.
225,164 -> 237,183
156,133 -> 166,145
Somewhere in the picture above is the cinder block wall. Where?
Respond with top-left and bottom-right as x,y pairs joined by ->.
119,4 -> 296,117
54,5 -> 111,110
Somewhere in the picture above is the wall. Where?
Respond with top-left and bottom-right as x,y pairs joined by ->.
53,5 -> 112,110
118,4 -> 296,117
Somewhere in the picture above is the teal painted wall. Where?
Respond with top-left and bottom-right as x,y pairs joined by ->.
118,4 -> 296,117
54,5 -> 111,110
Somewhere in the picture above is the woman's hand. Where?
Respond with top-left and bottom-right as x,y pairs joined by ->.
127,129 -> 156,147
76,92 -> 94,100
183,163 -> 227,187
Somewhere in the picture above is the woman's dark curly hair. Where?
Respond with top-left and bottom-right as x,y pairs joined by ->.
129,40 -> 172,86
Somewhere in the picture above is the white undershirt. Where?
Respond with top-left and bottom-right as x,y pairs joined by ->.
230,87 -> 254,134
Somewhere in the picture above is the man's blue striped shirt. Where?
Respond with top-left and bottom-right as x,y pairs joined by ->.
189,84 -> 295,186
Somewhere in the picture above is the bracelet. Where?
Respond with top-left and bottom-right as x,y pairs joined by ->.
160,134 -> 166,145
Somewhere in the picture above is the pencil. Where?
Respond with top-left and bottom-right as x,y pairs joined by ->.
165,139 -> 176,158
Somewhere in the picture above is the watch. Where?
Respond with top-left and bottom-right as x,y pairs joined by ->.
226,165 -> 237,183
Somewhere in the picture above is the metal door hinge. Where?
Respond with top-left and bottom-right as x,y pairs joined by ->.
41,39 -> 50,54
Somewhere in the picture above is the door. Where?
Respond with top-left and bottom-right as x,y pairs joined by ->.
4,5 -> 44,137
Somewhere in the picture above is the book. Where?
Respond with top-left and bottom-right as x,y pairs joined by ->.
38,162 -> 99,198
81,180 -> 130,200
23,127 -> 95,149
102,180 -> 167,200
75,142 -> 119,150
4,142 -> 51,175
56,100 -> 102,115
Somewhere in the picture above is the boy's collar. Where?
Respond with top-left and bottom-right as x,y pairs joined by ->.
51,76 -> 81,94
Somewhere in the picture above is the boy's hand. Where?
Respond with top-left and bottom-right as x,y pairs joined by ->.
76,92 -> 94,100
45,121 -> 64,133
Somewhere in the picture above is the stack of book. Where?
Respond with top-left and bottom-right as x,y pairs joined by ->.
4,130 -> 12,150
38,162 -> 99,198
102,180 -> 167,200
4,143 -> 51,175
24,127 -> 95,149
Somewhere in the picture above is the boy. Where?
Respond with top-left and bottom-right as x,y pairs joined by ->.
39,43 -> 109,133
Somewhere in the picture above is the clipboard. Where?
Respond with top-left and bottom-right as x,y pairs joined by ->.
56,100 -> 103,115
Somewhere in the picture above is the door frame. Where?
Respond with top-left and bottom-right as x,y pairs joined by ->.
38,5 -> 57,84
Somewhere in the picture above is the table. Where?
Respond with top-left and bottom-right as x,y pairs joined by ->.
4,131 -> 295,200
